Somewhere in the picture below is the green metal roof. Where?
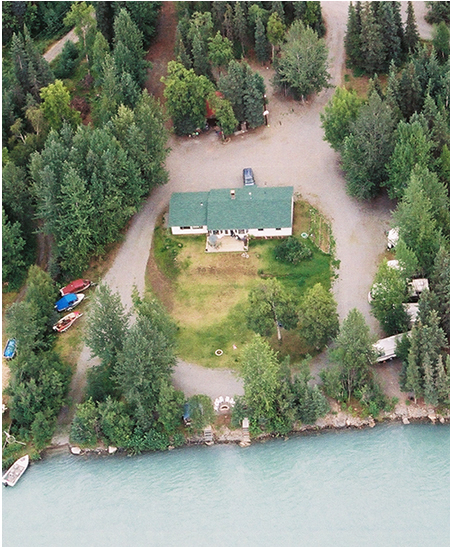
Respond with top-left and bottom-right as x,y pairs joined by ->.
168,187 -> 293,230
168,192 -> 209,227
207,187 -> 293,230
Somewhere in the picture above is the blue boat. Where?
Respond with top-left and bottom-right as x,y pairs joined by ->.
54,293 -> 85,312
3,339 -> 16,360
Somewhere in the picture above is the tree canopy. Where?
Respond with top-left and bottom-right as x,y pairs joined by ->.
273,20 -> 330,99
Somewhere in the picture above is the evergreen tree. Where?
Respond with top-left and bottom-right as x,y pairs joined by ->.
359,2 -> 385,75
330,308 -> 377,401
91,31 -> 110,84
431,246 -> 450,338
385,119 -> 433,199
404,1 -> 420,54
115,300 -> 176,431
2,210 -> 26,288
423,352 -> 438,405
208,31 -> 233,76
94,1 -> 115,44
243,68 -> 265,128
85,283 -> 129,367
378,1 -> 402,70
433,21 -> 450,64
341,92 -> 396,199
393,170 -> 443,276
435,355 -> 450,403
219,60 -> 266,127
10,27 -> 54,107
113,8 -> 148,88
255,14 -> 269,64
233,2 -> 247,55
344,1 -> 362,69
425,2 -> 450,25
398,61 -> 423,120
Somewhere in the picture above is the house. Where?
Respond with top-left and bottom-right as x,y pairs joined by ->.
168,186 -> 294,241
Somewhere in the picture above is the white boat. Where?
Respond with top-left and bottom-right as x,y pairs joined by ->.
2,454 -> 29,487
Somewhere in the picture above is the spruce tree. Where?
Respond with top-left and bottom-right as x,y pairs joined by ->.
360,2 -> 385,75
423,353 -> 438,405
344,1 -> 362,70
398,61 -> 423,120
233,2 -> 248,55
405,326 -> 422,400
255,14 -> 269,64
435,355 -> 450,403
378,1 -> 402,70
432,246 -> 450,338
433,21 -> 450,64
404,1 -> 420,54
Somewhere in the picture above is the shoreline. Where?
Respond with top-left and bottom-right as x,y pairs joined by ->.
44,402 -> 450,459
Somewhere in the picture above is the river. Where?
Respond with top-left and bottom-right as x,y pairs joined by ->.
3,423 -> 450,547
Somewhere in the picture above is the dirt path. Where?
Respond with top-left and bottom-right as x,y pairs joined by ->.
53,2 -> 435,441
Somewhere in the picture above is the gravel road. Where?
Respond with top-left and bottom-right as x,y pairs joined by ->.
43,28 -> 78,63
55,2 -> 434,435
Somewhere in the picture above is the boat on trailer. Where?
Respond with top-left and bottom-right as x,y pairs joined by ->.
3,339 -> 17,360
54,293 -> 85,312
60,279 -> 93,296
2,455 -> 29,487
53,311 -> 83,333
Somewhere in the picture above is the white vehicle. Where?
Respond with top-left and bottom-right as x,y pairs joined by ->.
387,227 -> 399,249
409,278 -> 429,299
404,303 -> 419,324
373,332 -> 411,363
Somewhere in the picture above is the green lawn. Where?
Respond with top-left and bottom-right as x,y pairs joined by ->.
149,201 -> 335,369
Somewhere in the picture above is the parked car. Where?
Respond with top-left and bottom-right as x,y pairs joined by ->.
243,168 -> 255,186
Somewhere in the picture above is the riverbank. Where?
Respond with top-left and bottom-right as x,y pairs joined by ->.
46,399 -> 450,459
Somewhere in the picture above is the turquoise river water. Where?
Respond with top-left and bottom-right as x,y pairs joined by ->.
2,423 -> 450,547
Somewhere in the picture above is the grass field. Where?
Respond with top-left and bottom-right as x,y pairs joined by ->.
148,201 -> 335,369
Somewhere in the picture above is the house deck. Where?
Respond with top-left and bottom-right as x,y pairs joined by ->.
205,235 -> 248,253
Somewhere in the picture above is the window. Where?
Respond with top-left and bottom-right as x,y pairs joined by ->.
276,228 -> 281,231
258,228 -> 264,231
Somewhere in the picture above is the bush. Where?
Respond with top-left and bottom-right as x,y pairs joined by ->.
187,394 -> 215,433
70,399 -> 99,446
274,237 -> 312,264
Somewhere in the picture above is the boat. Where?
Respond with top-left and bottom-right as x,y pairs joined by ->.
2,455 -> 29,487
54,293 -> 85,312
60,279 -> 93,296
53,311 -> 83,333
3,339 -> 17,360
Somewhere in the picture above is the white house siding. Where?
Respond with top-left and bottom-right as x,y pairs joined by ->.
171,226 -> 208,235
248,227 -> 292,238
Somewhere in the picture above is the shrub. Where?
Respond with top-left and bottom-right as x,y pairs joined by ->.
274,237 -> 312,264
52,40 -> 80,79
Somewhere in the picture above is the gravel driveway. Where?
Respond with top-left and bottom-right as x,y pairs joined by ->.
58,2 -> 434,431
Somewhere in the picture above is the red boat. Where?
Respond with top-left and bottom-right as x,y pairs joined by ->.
53,311 -> 83,333
60,279 -> 92,296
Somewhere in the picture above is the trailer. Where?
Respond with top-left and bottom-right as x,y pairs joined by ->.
387,227 -> 399,249
373,332 -> 411,363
